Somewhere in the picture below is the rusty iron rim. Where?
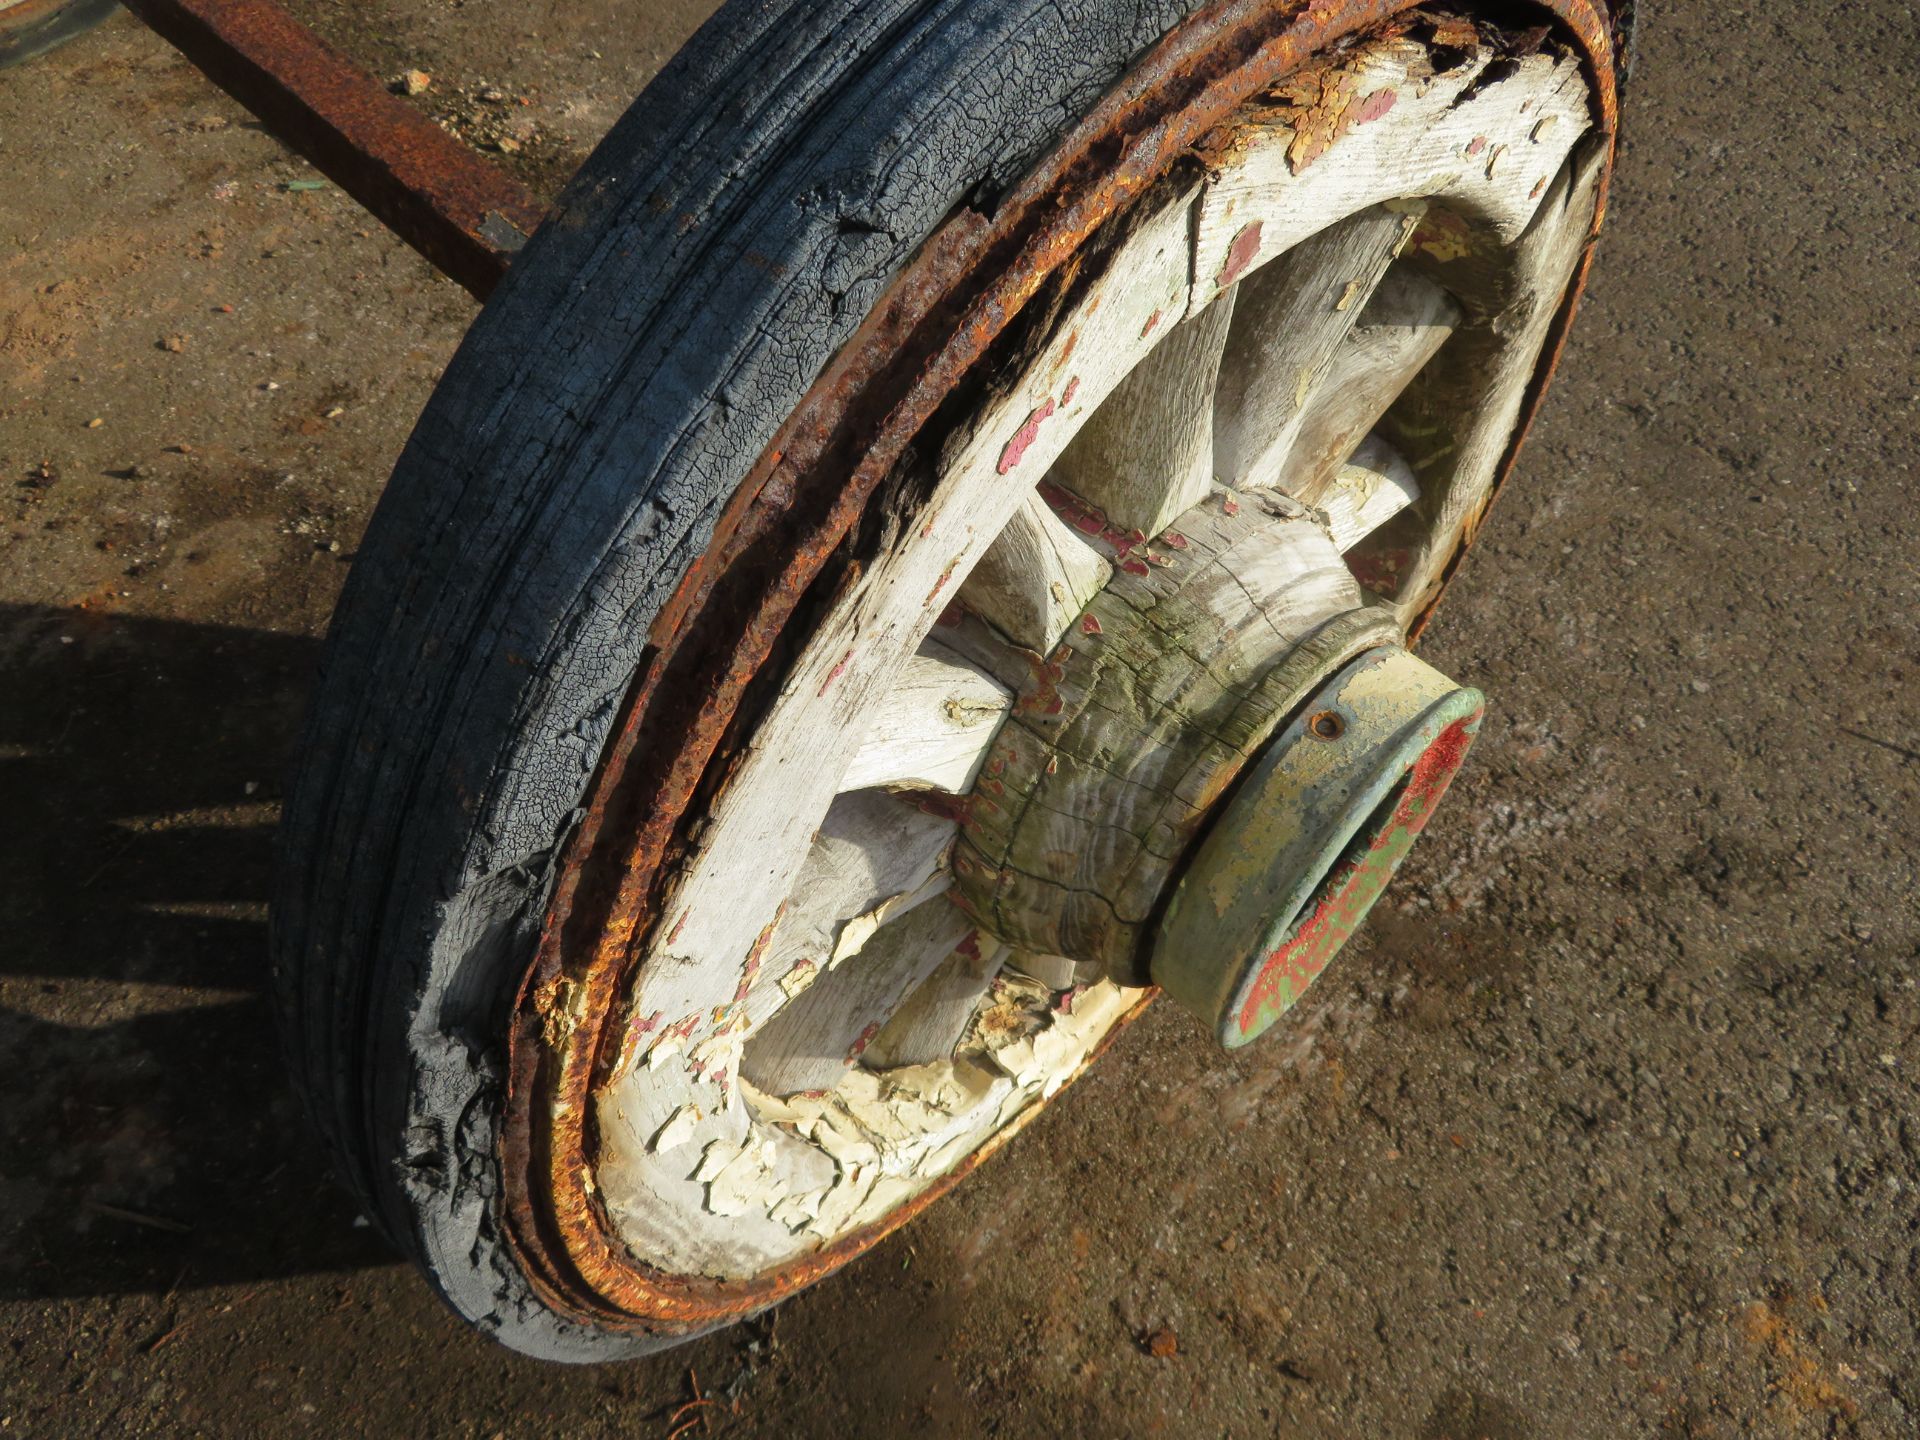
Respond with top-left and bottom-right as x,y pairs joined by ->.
501,0 -> 1619,1335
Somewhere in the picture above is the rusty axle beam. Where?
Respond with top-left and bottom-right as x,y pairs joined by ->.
117,0 -> 545,301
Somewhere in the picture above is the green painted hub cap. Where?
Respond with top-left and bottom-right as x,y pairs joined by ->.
1151,646 -> 1484,1048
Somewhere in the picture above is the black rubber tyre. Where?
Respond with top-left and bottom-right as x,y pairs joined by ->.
0,0 -> 118,70
274,0 -> 1221,1361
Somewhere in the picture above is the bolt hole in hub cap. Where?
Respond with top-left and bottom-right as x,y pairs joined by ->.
1152,646 -> 1483,1047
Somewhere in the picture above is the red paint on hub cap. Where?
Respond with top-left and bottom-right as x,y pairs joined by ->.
1235,712 -> 1480,1038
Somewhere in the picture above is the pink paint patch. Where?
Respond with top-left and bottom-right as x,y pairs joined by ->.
1352,88 -> 1397,125
817,647 -> 854,696
846,1021 -> 881,1060
1465,134 -> 1488,156
1061,376 -> 1081,407
1216,221 -> 1264,289
998,397 -> 1057,474
915,792 -> 976,827
1162,532 -> 1189,550
1080,613 -> 1102,635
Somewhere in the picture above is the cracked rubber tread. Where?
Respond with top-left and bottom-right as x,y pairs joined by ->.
271,0 -> 1221,1361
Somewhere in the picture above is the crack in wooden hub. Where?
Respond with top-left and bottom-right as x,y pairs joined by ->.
1152,646 -> 1484,1046
948,488 -> 1403,984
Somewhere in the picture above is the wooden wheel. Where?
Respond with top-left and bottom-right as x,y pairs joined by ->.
275,0 -> 1618,1358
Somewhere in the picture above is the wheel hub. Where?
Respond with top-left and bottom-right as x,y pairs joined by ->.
950,487 -> 1482,1046
1153,645 -> 1482,1045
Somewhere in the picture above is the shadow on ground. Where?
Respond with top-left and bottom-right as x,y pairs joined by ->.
0,603 -> 390,1300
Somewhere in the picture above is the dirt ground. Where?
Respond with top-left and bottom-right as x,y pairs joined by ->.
2,0 -> 1916,1435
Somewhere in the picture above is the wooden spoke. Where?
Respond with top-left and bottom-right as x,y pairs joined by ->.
1046,291 -> 1238,541
1275,266 -> 1460,507
745,791 -> 959,1021
740,897 -> 981,1097
1377,139 -> 1605,623
1211,206 -> 1412,494
956,488 -> 1113,653
633,190 -> 1197,1014
860,933 -> 1009,1070
1317,431 -> 1420,552
839,641 -> 1014,794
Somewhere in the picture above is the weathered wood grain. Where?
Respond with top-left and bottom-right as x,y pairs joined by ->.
1211,207 -> 1413,492
840,640 -> 1014,794
1378,139 -> 1605,623
1047,291 -> 1238,540
950,489 -> 1401,980
1279,266 -> 1460,507
741,897 -> 980,1096
1318,431 -> 1421,552
1192,38 -> 1590,304
957,487 -> 1113,653
860,932 -> 1010,1069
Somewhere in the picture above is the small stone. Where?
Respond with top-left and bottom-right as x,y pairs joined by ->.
1690,679 -> 1710,693
86,417 -> 104,429
1142,1326 -> 1178,1359
160,334 -> 187,353
494,135 -> 522,154
402,69 -> 432,96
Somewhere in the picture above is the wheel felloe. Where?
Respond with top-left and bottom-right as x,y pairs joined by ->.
1152,647 -> 1484,1047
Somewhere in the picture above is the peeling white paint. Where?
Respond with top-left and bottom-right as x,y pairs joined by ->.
649,1104 -> 700,1154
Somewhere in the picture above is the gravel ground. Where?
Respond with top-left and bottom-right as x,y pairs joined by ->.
2,1 -> 1915,1435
